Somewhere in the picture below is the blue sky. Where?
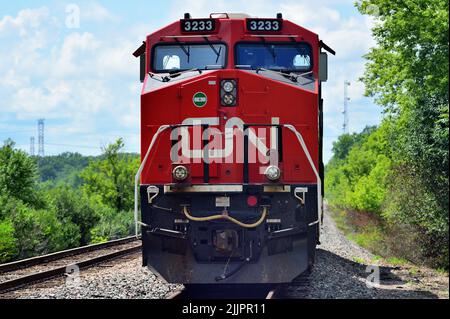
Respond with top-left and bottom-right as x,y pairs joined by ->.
0,0 -> 382,162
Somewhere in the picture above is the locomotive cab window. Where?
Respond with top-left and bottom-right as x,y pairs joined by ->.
153,43 -> 227,72
235,43 -> 312,72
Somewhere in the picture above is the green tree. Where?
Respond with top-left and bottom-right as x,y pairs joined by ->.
81,139 -> 139,212
7,199 -> 68,259
356,0 -> 449,206
354,0 -> 449,268
0,139 -> 41,207
326,126 -> 391,213
90,208 -> 134,244
46,186 -> 100,246
0,219 -> 18,262
37,152 -> 92,187
330,126 -> 376,161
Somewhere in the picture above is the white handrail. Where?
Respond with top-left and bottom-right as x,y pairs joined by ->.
134,125 -> 171,238
134,124 -> 323,237
283,124 -> 323,228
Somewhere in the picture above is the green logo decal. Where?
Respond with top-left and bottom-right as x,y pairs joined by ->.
193,92 -> 207,108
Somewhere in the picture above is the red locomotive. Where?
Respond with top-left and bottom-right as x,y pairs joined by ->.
133,13 -> 333,284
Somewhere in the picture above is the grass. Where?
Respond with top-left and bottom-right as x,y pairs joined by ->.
436,268 -> 449,276
349,231 -> 383,250
408,266 -> 419,276
328,205 -> 418,269
352,257 -> 366,265
386,257 -> 409,267
331,209 -> 353,234
371,255 -> 383,264
330,207 -> 384,253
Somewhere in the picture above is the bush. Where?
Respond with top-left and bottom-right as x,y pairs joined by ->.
326,124 -> 448,269
0,140 -> 42,208
81,139 -> 139,213
0,219 -> 18,262
8,200 -> 68,259
47,186 -> 100,246
326,126 -> 391,214
385,166 -> 449,268
90,209 -> 134,244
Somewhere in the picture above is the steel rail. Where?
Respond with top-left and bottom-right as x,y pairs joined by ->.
0,236 -> 140,274
167,284 -> 278,299
0,244 -> 141,292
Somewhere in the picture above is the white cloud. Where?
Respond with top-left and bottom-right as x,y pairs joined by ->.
81,3 -> 117,23
0,7 -> 136,144
0,7 -> 49,37
12,82 -> 71,116
51,32 -> 100,77
281,3 -> 341,28
0,1 -> 381,159
0,69 -> 23,88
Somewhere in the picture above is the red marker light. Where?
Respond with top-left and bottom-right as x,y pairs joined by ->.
247,195 -> 258,207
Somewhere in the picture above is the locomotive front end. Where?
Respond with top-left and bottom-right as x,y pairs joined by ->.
134,13 -> 331,284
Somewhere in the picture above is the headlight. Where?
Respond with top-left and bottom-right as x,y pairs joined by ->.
264,166 -> 281,181
222,80 -> 235,93
220,79 -> 237,106
222,94 -> 235,106
172,165 -> 189,181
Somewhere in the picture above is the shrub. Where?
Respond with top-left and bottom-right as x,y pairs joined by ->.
90,209 -> 134,244
8,201 -> 68,259
47,186 -> 100,246
0,219 -> 18,262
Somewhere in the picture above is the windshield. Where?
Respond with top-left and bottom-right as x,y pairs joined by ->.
153,44 -> 227,72
235,43 -> 312,72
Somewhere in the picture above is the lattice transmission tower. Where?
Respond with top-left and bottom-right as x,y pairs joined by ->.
38,119 -> 45,157
343,81 -> 351,134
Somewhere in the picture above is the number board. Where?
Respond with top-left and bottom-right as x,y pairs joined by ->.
246,19 -> 283,32
180,19 -> 216,33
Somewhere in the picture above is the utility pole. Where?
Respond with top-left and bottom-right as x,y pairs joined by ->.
30,137 -> 35,156
343,81 -> 351,134
38,119 -> 45,157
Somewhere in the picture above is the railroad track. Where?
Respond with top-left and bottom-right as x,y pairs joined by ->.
0,236 -> 142,293
272,270 -> 312,299
167,271 -> 311,300
167,285 -> 275,299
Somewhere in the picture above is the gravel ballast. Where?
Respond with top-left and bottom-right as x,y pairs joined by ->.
289,209 -> 449,299
1,208 -> 448,299
1,253 -> 182,299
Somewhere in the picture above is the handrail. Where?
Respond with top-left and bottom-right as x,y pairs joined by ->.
134,123 -> 323,236
134,125 -> 171,237
283,124 -> 323,228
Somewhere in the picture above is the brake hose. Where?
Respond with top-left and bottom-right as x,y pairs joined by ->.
182,206 -> 268,229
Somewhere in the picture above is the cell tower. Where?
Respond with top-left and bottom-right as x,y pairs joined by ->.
38,119 -> 45,157
343,81 -> 351,134
30,137 -> 35,156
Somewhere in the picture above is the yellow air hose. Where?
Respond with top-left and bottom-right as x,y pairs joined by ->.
182,206 -> 268,229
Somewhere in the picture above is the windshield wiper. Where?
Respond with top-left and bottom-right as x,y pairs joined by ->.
168,64 -> 223,78
173,38 -> 190,63
148,69 -> 202,82
202,36 -> 222,63
148,72 -> 171,82
150,67 -> 218,82
168,68 -> 203,78
258,37 -> 276,63
256,68 -> 313,83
